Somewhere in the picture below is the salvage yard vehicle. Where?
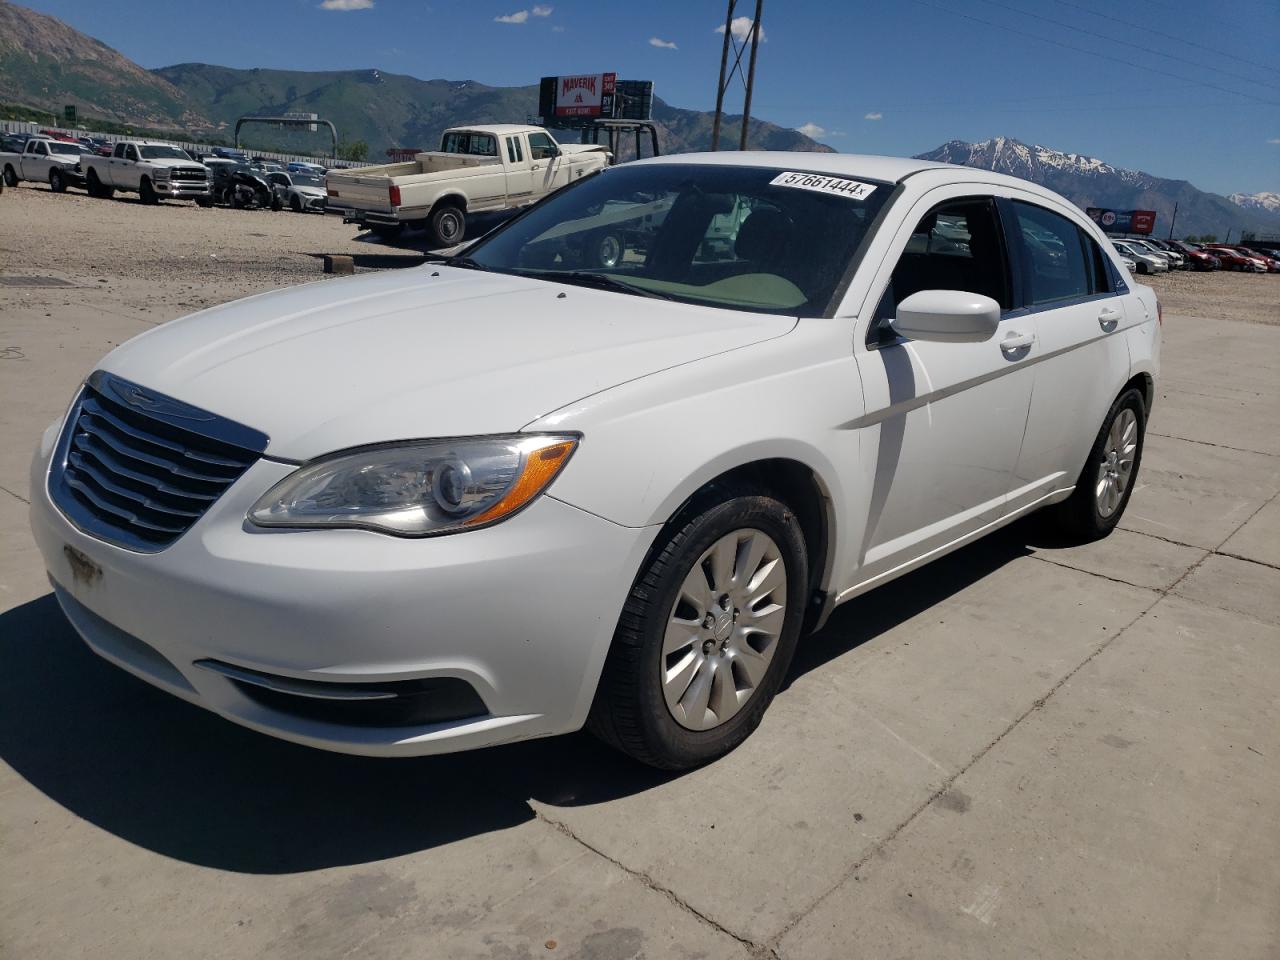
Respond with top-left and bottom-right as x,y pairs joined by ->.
1,136 -> 87,193
81,141 -> 211,204
204,159 -> 273,209
1112,239 -> 1168,274
29,153 -> 1160,770
266,170 -> 327,213
324,124 -> 610,246
1205,245 -> 1269,272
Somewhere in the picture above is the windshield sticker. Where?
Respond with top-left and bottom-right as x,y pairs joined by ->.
769,172 -> 877,201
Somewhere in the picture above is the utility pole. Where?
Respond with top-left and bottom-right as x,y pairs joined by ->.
710,0 -> 764,151
1167,202 -> 1178,240
710,0 -> 735,151
738,0 -> 764,151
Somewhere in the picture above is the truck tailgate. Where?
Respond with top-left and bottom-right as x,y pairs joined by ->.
324,170 -> 398,212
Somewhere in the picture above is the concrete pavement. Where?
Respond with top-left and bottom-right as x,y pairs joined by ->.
1,262 -> 1277,959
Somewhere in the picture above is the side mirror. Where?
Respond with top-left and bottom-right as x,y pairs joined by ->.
890,290 -> 1001,344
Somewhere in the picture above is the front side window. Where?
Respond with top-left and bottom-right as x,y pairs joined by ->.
1013,201 -> 1090,305
527,132 -> 557,161
125,146 -> 140,162
870,198 -> 1010,344
466,163 -> 890,316
33,141 -> 48,155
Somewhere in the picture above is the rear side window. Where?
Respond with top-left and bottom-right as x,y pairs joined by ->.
440,132 -> 497,156
1080,230 -> 1112,295
1013,201 -> 1090,305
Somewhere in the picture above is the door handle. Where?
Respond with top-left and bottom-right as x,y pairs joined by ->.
1000,330 -> 1036,353
1098,307 -> 1121,332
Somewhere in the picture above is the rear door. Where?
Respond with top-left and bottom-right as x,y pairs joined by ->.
503,134 -> 534,206
1004,197 -> 1134,510
851,189 -> 1038,584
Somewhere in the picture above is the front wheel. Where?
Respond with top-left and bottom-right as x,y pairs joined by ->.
1047,388 -> 1146,543
427,203 -> 466,248
290,195 -> 303,213
49,169 -> 66,193
139,177 -> 159,205
592,231 -> 624,268
589,488 -> 808,769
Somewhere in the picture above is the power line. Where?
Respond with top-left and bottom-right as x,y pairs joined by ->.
1049,0 -> 1280,77
971,0 -> 1280,92
910,0 -> 1280,107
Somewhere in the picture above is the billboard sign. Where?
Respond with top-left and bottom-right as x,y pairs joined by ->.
540,73 -> 617,119
1086,207 -> 1157,235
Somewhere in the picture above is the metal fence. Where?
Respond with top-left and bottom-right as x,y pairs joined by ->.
0,119 -> 373,169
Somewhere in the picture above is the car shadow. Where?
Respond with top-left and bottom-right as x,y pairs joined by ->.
0,524 -> 1031,875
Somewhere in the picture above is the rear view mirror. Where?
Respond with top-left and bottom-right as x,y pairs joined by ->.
890,290 -> 1001,344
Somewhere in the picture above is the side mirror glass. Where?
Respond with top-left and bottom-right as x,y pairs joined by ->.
890,290 -> 1001,344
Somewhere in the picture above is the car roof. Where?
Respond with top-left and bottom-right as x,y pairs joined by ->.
625,150 -> 994,185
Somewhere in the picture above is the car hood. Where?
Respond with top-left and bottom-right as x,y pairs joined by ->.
293,185 -> 326,197
147,157 -> 201,169
98,267 -> 796,460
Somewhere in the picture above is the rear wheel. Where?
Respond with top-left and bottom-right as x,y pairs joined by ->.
49,169 -> 66,193
3,165 -> 18,187
589,487 -> 808,769
592,231 -> 624,268
427,203 -> 466,248
1047,388 -> 1146,543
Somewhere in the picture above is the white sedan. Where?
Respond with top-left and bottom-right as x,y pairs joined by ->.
29,153 -> 1160,769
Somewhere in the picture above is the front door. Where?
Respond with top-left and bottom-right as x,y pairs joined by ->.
527,132 -> 567,197
849,192 -> 1037,588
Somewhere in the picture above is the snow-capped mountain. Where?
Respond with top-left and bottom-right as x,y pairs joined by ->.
1230,192 -> 1280,214
915,137 -> 1280,239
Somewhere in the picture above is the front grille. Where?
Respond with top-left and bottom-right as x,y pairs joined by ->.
170,167 -> 207,182
50,371 -> 269,552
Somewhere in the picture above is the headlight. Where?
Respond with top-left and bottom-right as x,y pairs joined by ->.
248,434 -> 578,536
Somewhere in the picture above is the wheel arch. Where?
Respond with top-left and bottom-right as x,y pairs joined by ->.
431,192 -> 468,213
647,456 -> 837,635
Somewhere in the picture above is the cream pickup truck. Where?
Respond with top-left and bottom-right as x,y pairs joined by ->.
324,124 -> 610,246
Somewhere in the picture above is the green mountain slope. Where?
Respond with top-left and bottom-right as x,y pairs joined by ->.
0,0 -> 205,127
153,63 -> 833,159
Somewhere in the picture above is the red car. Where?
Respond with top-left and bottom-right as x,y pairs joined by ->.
1167,240 -> 1220,271
1206,245 -> 1269,272
38,128 -> 80,144
1231,246 -> 1280,273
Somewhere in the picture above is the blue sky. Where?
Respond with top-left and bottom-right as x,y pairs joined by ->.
22,0 -> 1280,195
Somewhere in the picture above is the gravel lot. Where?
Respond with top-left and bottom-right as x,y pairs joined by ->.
1,178 -> 1278,960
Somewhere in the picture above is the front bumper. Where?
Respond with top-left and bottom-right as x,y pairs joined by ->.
29,430 -> 654,757
154,179 -> 210,198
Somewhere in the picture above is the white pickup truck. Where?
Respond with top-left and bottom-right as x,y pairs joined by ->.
1,137 -> 87,193
324,124 -> 610,246
81,141 -> 212,205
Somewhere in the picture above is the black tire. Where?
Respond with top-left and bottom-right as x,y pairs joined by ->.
427,202 -> 466,248
290,195 -> 303,213
1047,388 -> 1146,543
49,169 -> 66,193
4,165 -> 19,187
588,487 -> 809,769
271,194 -> 283,212
139,177 -> 159,205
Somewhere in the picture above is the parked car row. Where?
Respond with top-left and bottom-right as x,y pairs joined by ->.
0,132 -> 331,215
1110,236 -> 1278,275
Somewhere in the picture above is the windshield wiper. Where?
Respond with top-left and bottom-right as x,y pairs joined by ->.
442,255 -> 490,271
545,272 -> 674,300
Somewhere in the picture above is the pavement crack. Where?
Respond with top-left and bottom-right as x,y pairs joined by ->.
1025,552 -> 1167,592
1215,550 -> 1280,573
1149,431 -> 1279,459
533,808 -> 769,955
0,484 -> 30,505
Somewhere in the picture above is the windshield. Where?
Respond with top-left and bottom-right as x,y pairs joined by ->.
465,164 -> 891,316
49,142 -> 82,156
292,173 -> 323,187
139,145 -> 190,160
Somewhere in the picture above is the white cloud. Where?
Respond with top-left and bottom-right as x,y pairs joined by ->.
796,122 -> 825,138
864,111 -> 883,120
1269,137 -> 1280,145
551,24 -> 565,31
649,37 -> 678,50
531,4 -> 553,15
714,16 -> 765,43
495,9 -> 529,23
319,0 -> 373,9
